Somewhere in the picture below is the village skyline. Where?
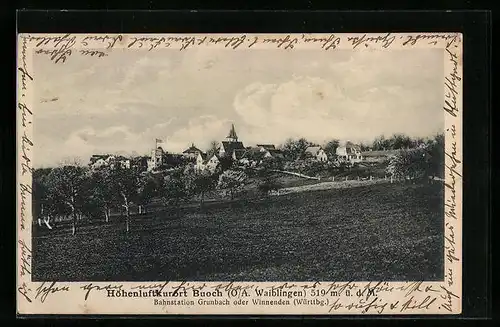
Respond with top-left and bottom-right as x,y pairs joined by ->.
33,48 -> 444,168
33,122 -> 441,168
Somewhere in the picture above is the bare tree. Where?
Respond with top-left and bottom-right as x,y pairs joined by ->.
217,170 -> 247,200
46,163 -> 88,235
206,140 -> 219,158
193,170 -> 217,208
137,173 -> 161,214
33,168 -> 56,229
109,167 -> 140,232
88,167 -> 115,222
323,139 -> 340,159
161,169 -> 194,218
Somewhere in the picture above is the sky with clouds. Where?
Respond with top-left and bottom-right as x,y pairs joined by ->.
33,47 -> 444,167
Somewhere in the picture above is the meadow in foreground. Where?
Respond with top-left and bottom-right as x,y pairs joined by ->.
33,182 -> 444,282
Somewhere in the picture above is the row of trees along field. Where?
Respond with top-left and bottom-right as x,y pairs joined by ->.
33,133 -> 444,235
386,133 -> 445,181
276,133 -> 440,161
33,161 -> 282,235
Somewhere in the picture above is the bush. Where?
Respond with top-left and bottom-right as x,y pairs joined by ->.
387,148 -> 429,180
258,176 -> 283,196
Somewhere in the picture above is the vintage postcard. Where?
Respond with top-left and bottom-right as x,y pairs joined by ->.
17,33 -> 462,315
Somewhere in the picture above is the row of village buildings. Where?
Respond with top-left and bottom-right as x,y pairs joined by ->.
89,124 -> 393,173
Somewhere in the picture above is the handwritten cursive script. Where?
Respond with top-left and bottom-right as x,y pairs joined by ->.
348,33 -> 396,49
81,283 -> 123,301
27,34 -> 76,64
18,239 -> 32,276
35,282 -> 70,303
19,183 -> 32,230
443,48 -> 461,117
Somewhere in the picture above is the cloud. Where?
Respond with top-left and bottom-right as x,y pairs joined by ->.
35,125 -> 151,167
166,115 -> 231,153
233,74 -> 442,145
33,47 -> 443,167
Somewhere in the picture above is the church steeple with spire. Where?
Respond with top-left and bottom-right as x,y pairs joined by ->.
226,123 -> 238,142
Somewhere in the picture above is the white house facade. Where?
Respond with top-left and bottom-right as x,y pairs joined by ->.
336,142 -> 363,163
305,146 -> 328,162
205,154 -> 220,173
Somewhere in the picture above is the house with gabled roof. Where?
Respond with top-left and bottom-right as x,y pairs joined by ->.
305,146 -> 328,162
266,149 -> 285,160
89,154 -> 110,170
232,148 -> 247,161
257,144 -> 276,151
219,141 -> 245,157
238,147 -> 267,167
219,124 -> 245,157
195,152 -> 208,171
115,155 -> 131,169
204,154 -> 221,173
360,149 -> 398,163
182,143 -> 204,158
131,156 -> 149,172
336,141 -> 363,163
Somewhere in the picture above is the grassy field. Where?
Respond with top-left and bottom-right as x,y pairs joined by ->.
32,182 -> 444,282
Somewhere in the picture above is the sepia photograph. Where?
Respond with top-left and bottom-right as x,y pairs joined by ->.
31,40 -> 445,282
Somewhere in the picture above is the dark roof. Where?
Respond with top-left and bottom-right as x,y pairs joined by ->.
233,149 -> 247,159
183,143 -> 204,154
89,155 -> 110,163
268,149 -> 284,158
257,144 -> 276,150
221,141 -> 245,154
305,146 -> 322,156
241,148 -> 266,161
345,142 -> 361,152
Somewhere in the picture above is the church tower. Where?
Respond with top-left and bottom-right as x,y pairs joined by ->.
226,123 -> 238,142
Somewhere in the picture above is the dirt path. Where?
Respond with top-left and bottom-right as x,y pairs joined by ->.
272,178 -> 392,195
270,169 -> 320,180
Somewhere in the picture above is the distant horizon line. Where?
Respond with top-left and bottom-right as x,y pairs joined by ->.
32,131 -> 443,169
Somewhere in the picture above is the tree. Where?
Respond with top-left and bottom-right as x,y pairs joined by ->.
33,168 -> 57,229
280,138 -> 312,160
260,156 -> 285,171
86,167 -> 115,222
427,133 -> 445,179
193,170 -> 217,207
323,139 -> 340,159
359,142 -> 371,152
411,137 -> 426,149
206,140 -> 219,158
386,148 -> 429,182
387,133 -> 413,150
218,155 -> 234,171
45,164 -> 88,235
109,167 -> 140,232
217,169 -> 247,200
137,173 -> 161,214
372,135 -> 389,151
161,169 -> 194,217
257,174 -> 283,197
